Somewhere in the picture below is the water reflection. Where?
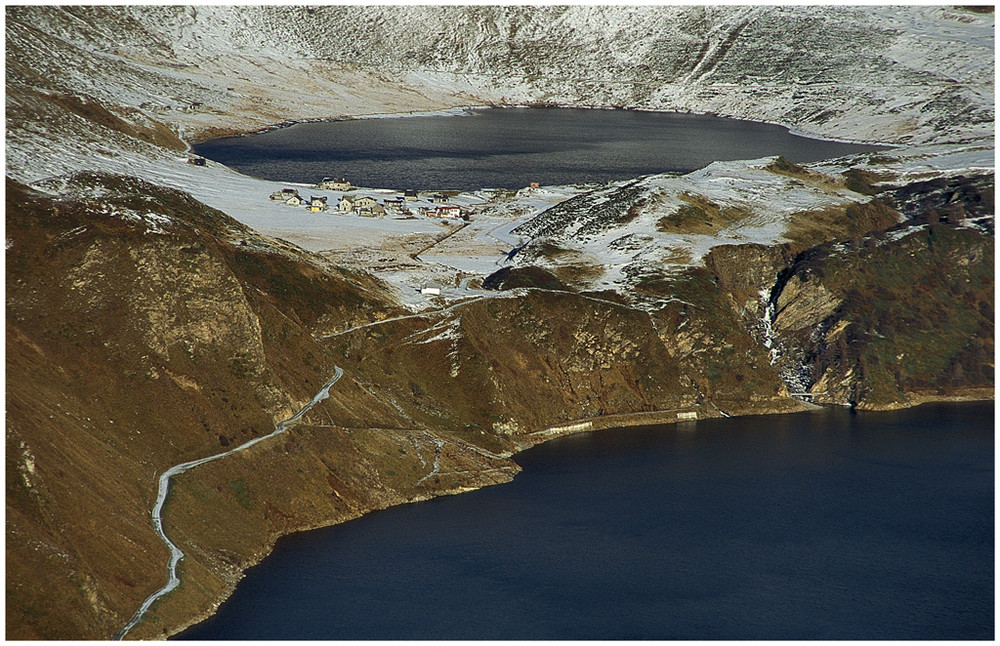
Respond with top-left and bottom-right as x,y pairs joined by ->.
194,108 -> 888,190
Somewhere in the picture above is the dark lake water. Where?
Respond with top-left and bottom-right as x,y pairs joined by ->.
176,402 -> 993,640
193,108 -> 886,190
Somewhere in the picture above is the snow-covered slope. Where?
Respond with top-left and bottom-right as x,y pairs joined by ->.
6,5 -> 994,174
5,4 -> 993,309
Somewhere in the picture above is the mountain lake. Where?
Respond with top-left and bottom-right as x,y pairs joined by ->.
176,401 -> 993,640
193,107 -> 888,190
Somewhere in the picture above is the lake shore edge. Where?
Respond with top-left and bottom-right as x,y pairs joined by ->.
154,389 -> 993,640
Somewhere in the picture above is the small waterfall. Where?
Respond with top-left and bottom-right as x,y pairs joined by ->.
758,288 -> 780,364
759,276 -> 813,397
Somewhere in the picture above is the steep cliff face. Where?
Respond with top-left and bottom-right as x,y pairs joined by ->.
768,220 -> 994,409
326,290 -> 699,440
501,165 -> 993,411
696,173 -> 995,409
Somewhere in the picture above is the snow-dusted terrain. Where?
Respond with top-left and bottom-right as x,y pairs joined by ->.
8,5 -> 994,149
5,5 -> 994,309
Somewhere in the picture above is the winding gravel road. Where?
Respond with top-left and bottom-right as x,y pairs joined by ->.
114,367 -> 344,640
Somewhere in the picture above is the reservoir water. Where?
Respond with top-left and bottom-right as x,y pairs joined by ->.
193,108 -> 886,190
176,402 -> 993,640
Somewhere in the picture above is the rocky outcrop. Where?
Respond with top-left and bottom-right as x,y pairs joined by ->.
768,220 -> 994,409
704,243 -> 794,322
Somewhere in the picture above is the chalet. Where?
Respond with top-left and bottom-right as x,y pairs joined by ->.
270,188 -> 299,201
356,204 -> 386,217
431,193 -> 449,203
383,197 -> 405,211
284,194 -> 305,206
339,196 -> 356,212
354,196 -> 379,210
308,196 -> 328,212
318,177 -> 351,190
403,189 -> 419,201
434,205 -> 462,218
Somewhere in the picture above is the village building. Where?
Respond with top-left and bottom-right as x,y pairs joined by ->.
434,205 -> 462,218
353,196 -> 379,210
339,196 -> 356,212
308,196 -> 328,212
284,194 -> 305,206
403,189 -> 419,201
383,197 -> 405,212
318,177 -> 351,190
270,188 -> 299,201
430,193 -> 449,203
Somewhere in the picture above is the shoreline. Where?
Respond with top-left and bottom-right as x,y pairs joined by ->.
154,392 -> 994,640
183,101 -> 905,150
143,391 -> 993,639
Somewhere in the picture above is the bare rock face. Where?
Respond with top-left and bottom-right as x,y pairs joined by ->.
324,289 -> 697,444
768,220 -> 994,409
704,243 -> 794,321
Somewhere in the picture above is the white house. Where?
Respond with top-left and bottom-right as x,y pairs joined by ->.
434,205 -> 462,218
318,177 -> 351,190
